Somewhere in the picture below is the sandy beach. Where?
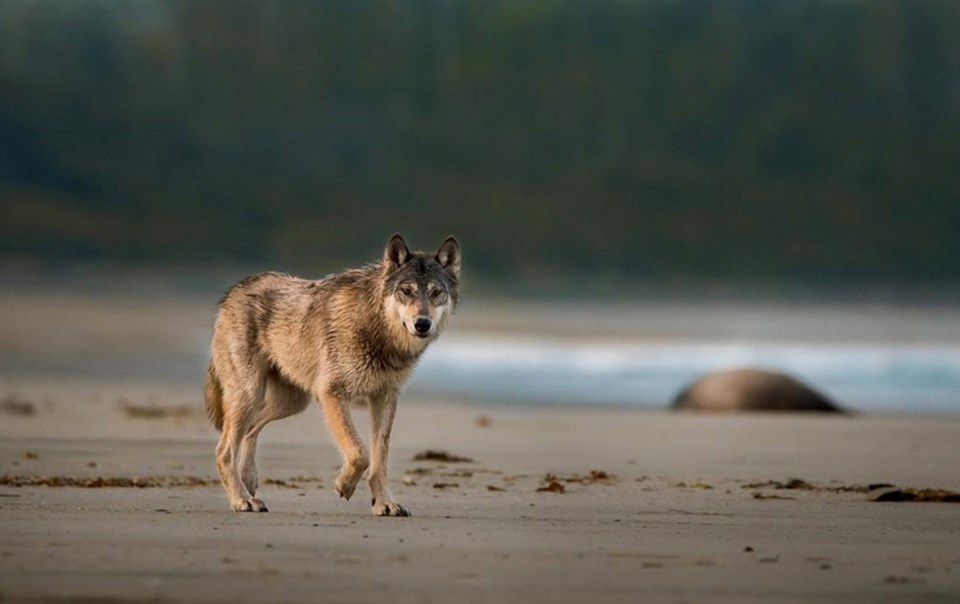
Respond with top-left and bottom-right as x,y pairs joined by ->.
2,291 -> 960,602
2,393 -> 960,603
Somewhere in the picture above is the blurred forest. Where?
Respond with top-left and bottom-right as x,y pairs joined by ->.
1,0 -> 958,290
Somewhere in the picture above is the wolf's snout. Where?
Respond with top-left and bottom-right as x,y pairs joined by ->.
413,318 -> 432,335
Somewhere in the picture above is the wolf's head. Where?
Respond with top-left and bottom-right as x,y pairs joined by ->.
382,233 -> 461,341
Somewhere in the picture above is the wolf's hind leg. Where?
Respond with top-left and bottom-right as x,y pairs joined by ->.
238,436 -> 260,497
239,374 -> 311,496
318,392 -> 368,501
216,378 -> 269,512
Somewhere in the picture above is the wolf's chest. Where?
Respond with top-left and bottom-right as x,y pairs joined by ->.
355,337 -> 422,374
331,347 -> 417,397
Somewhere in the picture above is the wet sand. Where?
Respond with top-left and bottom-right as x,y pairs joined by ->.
2,396 -> 960,603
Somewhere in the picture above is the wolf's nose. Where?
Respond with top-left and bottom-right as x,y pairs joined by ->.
414,318 -> 432,334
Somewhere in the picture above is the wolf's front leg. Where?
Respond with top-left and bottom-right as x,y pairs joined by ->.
319,392 -> 368,501
368,391 -> 409,517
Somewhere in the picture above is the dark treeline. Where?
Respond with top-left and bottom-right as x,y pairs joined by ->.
1,1 -> 958,287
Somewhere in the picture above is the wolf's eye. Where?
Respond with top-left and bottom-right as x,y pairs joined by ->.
430,288 -> 445,300
400,286 -> 413,297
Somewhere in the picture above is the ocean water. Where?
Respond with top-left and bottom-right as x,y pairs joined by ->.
409,334 -> 960,412
2,292 -> 958,413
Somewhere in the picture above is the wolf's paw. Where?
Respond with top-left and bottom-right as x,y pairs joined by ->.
232,497 -> 268,512
371,498 -> 411,517
333,455 -> 370,501
334,460 -> 367,501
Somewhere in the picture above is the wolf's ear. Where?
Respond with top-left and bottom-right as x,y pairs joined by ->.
435,236 -> 461,278
384,233 -> 410,268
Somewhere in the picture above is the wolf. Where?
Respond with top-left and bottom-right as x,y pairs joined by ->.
204,234 -> 460,516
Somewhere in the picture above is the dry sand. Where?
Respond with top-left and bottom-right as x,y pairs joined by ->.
2,390 -> 959,603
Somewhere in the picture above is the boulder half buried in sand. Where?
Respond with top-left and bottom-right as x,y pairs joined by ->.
672,368 -> 842,413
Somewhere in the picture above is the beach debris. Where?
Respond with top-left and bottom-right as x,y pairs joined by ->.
742,478 -> 960,502
743,478 -> 865,493
743,478 -> 813,490
289,474 -> 322,484
119,401 -> 194,419
474,415 -> 492,427
432,482 -> 460,489
21,451 -> 39,460
527,470 -> 618,492
743,546 -> 754,552
550,470 -> 617,485
868,487 -> 960,503
263,478 -> 293,488
604,553 -> 683,568
674,481 -> 714,490
1,396 -> 36,416
0,475 -> 213,488
0,474 -> 321,489
259,475 -> 321,490
413,450 -> 474,463
906,488 -> 960,502
884,575 -> 925,585
401,475 -> 417,486
487,485 -> 505,492
672,368 -> 842,413
536,476 -> 566,494
752,492 -> 795,500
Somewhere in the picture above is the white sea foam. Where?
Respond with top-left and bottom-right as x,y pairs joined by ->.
409,334 -> 960,411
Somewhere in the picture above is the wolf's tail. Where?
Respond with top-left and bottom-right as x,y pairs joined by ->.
204,360 -> 224,431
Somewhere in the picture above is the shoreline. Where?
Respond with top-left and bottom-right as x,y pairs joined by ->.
5,288 -> 960,415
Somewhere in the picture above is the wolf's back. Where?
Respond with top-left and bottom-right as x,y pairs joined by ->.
204,360 -> 224,431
